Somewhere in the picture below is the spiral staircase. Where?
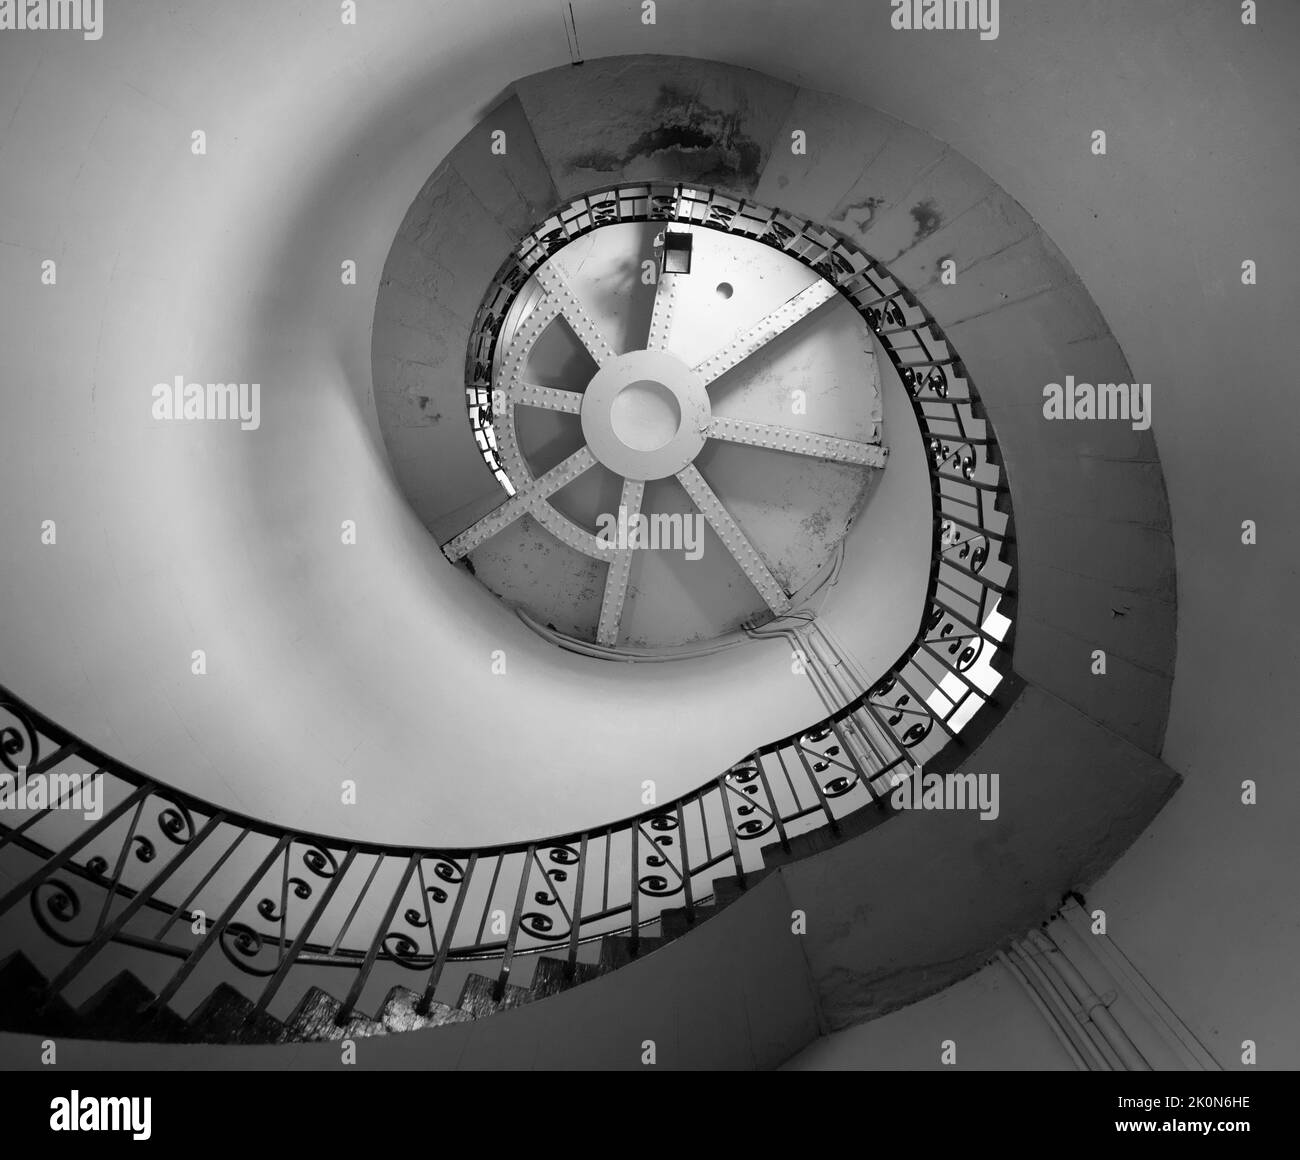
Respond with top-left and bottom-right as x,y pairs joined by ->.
5,7 -> 1286,1070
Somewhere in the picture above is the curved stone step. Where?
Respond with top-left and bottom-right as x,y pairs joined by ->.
598,934 -> 666,971
375,985 -> 475,1033
528,956 -> 606,1000
657,905 -> 706,940
0,952 -> 79,1037
457,972 -> 535,1018
285,986 -> 385,1042
77,970 -> 189,1043
186,982 -> 292,1045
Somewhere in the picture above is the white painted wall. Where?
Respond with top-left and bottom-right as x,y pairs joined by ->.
0,3 -> 927,850
783,959 -> 1076,1070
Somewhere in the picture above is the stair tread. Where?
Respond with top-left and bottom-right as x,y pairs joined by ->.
529,956 -> 606,999
77,970 -> 190,1043
187,982 -> 294,1045
711,866 -> 777,907
599,934 -> 666,970
286,986 -> 385,1041
658,904 -> 715,940
378,985 -> 474,1032
0,952 -> 80,1035
457,972 -> 535,1018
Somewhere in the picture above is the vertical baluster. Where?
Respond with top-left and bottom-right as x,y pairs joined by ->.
794,744 -> 839,834
628,824 -> 640,955
273,839 -> 292,968
0,785 -> 150,920
496,845 -> 534,1000
752,755 -> 790,853
417,852 -> 476,1015
473,855 -> 503,947
674,801 -> 694,922
805,628 -> 888,777
43,814 -> 224,1000
149,834 -> 292,1014
893,667 -> 959,744
601,828 -> 611,913
565,833 -> 588,980
254,846 -> 358,1017
337,852 -> 419,1024
329,853 -> 384,955
157,828 -> 248,941
829,719 -> 878,800
917,636 -> 985,704
774,747 -> 800,810
717,773 -> 746,887
415,860 -> 437,964
697,794 -> 713,861
90,796 -> 148,936
851,702 -> 907,783
0,760 -> 101,854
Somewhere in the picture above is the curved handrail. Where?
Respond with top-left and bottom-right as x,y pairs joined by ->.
0,184 -> 1017,1035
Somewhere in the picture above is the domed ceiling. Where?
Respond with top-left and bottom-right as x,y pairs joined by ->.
380,199 -> 890,652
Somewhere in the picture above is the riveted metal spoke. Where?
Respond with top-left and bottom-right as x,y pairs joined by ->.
676,464 -> 791,615
444,447 -> 597,560
509,383 -> 584,414
706,416 -> 888,467
646,270 -> 679,351
596,477 -> 645,646
693,280 -> 838,386
533,263 -> 617,367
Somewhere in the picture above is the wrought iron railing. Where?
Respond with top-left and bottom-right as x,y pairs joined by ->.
0,185 -> 1015,1037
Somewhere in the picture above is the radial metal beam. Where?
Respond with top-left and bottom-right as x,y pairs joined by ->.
533,263 -> 617,367
444,447 -> 597,560
595,478 -> 645,646
645,270 -> 679,351
692,280 -> 838,386
676,464 -> 792,616
706,416 -> 888,467
508,383 -> 585,414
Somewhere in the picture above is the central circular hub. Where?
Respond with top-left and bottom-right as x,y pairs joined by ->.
579,348 -> 711,481
610,379 -> 681,451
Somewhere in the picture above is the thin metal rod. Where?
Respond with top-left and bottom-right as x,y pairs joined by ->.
718,774 -> 747,885
496,845 -> 535,996
338,852 -> 420,1022
254,846 -> 358,1016
753,755 -> 790,851
0,767 -> 104,852
150,834 -> 292,1012
0,785 -> 151,920
330,853 -> 385,956
674,801 -> 695,917
565,833 -> 588,978
157,827 -> 248,940
628,826 -> 640,953
417,852 -> 476,1013
474,855 -> 504,947
45,814 -> 224,997
793,744 -> 839,835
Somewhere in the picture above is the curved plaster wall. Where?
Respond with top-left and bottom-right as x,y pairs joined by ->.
0,19 -> 1172,847
0,14 -> 940,849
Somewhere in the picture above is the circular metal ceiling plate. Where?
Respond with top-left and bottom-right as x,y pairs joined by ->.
580,349 -> 710,481
449,195 -> 895,652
